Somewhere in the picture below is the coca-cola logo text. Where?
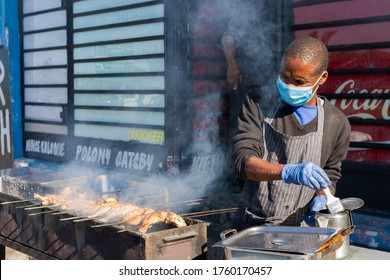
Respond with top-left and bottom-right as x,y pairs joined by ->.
330,79 -> 389,119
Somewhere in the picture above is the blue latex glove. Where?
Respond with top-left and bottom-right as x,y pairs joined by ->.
310,195 -> 327,215
281,162 -> 331,190
304,195 -> 328,226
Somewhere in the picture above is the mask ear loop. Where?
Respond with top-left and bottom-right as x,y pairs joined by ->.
312,71 -> 326,95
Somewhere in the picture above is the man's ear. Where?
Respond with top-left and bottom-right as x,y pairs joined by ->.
319,71 -> 328,85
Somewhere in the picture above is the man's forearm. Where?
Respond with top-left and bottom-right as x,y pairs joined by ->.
245,156 -> 284,182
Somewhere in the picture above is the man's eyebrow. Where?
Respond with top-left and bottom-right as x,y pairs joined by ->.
281,74 -> 309,82
295,76 -> 309,82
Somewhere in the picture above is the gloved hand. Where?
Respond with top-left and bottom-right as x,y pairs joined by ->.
281,162 -> 331,190
304,195 -> 327,226
310,195 -> 327,215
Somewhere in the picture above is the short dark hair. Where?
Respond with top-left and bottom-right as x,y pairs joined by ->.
283,36 -> 329,75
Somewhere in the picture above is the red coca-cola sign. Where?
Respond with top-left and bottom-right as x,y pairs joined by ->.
320,75 -> 390,120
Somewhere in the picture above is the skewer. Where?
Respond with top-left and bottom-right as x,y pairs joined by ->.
117,227 -> 132,233
71,208 -> 111,222
52,211 -> 69,216
99,188 -> 136,195
53,202 -> 97,217
59,215 -> 86,221
29,209 -> 59,216
1,199 -> 37,205
39,176 -> 87,187
73,217 -> 97,222
144,198 -> 207,208
15,204 -> 41,209
24,204 -> 60,211
141,194 -> 166,199
181,207 -> 239,218
186,202 -> 202,206
90,221 -> 122,228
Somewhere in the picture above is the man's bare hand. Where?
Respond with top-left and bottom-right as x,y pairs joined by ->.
227,64 -> 242,90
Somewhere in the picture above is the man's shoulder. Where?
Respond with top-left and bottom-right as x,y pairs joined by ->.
246,90 -> 282,117
322,97 -> 350,126
247,90 -> 280,106
322,97 -> 345,115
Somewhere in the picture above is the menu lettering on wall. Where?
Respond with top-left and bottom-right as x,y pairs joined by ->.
0,107 -> 11,155
0,48 -> 13,168
115,150 -> 154,171
129,129 -> 164,144
72,144 -> 156,172
191,153 -> 226,173
75,145 -> 111,165
25,139 -> 65,157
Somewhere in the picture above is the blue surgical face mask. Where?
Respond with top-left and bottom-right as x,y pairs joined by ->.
276,72 -> 324,106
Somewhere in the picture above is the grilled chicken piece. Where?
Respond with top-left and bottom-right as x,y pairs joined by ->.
99,203 -> 141,223
122,207 -> 155,226
102,197 -> 118,204
33,193 -> 62,206
89,205 -> 117,218
83,198 -> 122,218
79,197 -> 142,222
138,211 -> 187,233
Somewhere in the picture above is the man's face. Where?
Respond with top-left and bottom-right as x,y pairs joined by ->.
279,56 -> 327,88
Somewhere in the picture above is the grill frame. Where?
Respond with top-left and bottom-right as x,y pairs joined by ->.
0,168 -> 209,260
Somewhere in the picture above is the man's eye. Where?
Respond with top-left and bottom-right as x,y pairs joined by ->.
280,76 -> 288,83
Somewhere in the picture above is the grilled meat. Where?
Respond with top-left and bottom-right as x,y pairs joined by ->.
138,211 -> 187,233
32,189 -> 187,233
122,207 -> 155,226
33,193 -> 62,206
99,203 -> 142,223
78,197 -> 122,218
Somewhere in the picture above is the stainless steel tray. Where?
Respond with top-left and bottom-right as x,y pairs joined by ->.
214,226 -> 337,255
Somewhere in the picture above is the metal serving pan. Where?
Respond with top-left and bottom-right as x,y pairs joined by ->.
213,226 -> 339,260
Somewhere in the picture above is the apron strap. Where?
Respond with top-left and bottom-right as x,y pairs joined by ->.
317,97 -> 324,134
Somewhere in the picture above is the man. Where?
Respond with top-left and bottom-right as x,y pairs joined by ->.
232,36 -> 351,229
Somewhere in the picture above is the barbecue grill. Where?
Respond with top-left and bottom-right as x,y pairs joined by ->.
0,167 -> 208,260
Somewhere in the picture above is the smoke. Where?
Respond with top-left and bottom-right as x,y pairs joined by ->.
5,1 -> 281,217
171,0 -> 281,210
135,0 -> 284,212
64,0 -> 280,213
218,0 -> 280,90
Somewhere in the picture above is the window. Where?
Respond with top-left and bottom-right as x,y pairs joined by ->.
22,0 -> 69,162
21,0 -> 177,173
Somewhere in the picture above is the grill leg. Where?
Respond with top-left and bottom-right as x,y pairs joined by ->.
0,245 -> 5,260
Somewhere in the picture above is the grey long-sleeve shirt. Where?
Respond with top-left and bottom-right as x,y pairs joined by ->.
233,92 -> 351,191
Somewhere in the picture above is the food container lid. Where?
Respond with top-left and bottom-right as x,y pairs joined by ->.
214,226 -> 337,255
341,197 -> 364,211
